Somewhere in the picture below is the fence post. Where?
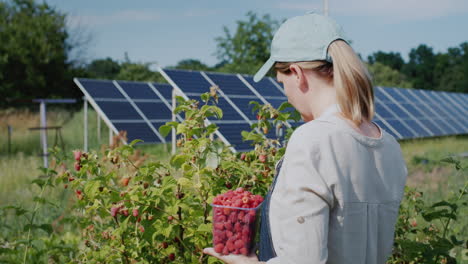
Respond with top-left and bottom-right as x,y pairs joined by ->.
83,97 -> 88,152
40,101 -> 48,168
7,125 -> 12,155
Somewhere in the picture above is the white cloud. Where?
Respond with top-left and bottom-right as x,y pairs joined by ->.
276,0 -> 468,22
68,9 -> 161,27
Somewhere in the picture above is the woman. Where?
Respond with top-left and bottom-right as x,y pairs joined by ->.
204,13 -> 407,264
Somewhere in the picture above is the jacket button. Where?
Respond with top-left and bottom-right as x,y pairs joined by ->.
297,216 -> 305,224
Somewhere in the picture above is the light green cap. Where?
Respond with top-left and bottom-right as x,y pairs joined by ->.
253,12 -> 347,82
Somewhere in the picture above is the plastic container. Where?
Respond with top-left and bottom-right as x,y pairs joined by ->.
211,203 -> 262,256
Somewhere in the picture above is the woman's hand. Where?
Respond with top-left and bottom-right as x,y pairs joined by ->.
203,248 -> 265,264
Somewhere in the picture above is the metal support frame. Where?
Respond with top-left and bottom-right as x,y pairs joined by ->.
268,77 -> 286,95
112,80 -> 166,143
84,97 -> 88,152
74,78 -> 127,146
237,74 -> 292,129
200,71 -> 254,126
157,66 -> 236,153
40,101 -> 48,168
97,114 -> 101,144
146,83 -> 184,122
381,88 -> 434,136
172,88 -> 176,155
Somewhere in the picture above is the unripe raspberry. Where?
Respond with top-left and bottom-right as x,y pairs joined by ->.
259,154 -> 266,163
240,153 -> 246,161
120,177 -> 130,187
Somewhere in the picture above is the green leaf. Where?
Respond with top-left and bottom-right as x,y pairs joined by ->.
201,93 -> 210,102
129,139 -> 143,146
205,152 -> 219,169
212,106 -> 223,119
176,124 -> 187,134
31,178 -> 46,188
241,130 -> 264,142
39,224 -> 53,234
278,102 -> 293,111
170,154 -> 190,169
197,223 -> 212,233
1,205 -> 28,216
84,180 -> 101,199
177,177 -> 192,188
159,124 -> 173,137
206,123 -> 218,135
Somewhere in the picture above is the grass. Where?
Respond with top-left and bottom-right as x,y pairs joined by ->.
400,136 -> 468,204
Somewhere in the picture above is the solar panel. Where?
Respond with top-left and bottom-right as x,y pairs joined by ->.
74,78 -> 175,144
76,69 -> 467,152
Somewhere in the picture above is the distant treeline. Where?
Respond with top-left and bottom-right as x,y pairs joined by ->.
1,0 -> 466,108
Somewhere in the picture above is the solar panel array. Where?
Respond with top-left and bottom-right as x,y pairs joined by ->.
74,78 -> 182,144
75,70 -> 468,152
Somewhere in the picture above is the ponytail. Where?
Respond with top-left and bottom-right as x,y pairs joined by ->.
327,40 -> 374,125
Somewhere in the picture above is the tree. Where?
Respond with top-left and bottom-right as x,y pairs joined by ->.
116,62 -> 166,83
0,0 -> 82,107
402,44 -> 436,90
87,58 -> 121,79
172,59 -> 211,71
367,62 -> 413,88
434,42 -> 468,93
367,51 -> 405,71
215,11 -> 280,74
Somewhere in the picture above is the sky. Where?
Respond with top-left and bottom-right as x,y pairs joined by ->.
45,0 -> 468,68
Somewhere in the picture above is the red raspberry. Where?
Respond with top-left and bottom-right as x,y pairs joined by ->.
132,208 -> 139,217
110,206 -> 120,217
240,153 -> 246,161
168,253 -> 175,261
226,240 -> 235,251
214,222 -> 224,230
222,246 -> 229,255
74,162 -> 81,171
234,239 -> 244,249
214,243 -> 224,253
224,221 -> 232,231
73,150 -> 82,161
240,247 -> 248,255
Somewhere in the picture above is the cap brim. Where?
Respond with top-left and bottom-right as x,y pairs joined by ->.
253,58 -> 275,82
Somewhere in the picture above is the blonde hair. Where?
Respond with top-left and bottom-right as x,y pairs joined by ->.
274,40 -> 374,125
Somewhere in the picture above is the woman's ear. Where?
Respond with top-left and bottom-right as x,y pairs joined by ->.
289,64 -> 308,92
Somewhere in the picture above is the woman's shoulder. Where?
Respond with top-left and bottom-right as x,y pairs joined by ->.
290,118 -> 341,139
287,119 -> 340,149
